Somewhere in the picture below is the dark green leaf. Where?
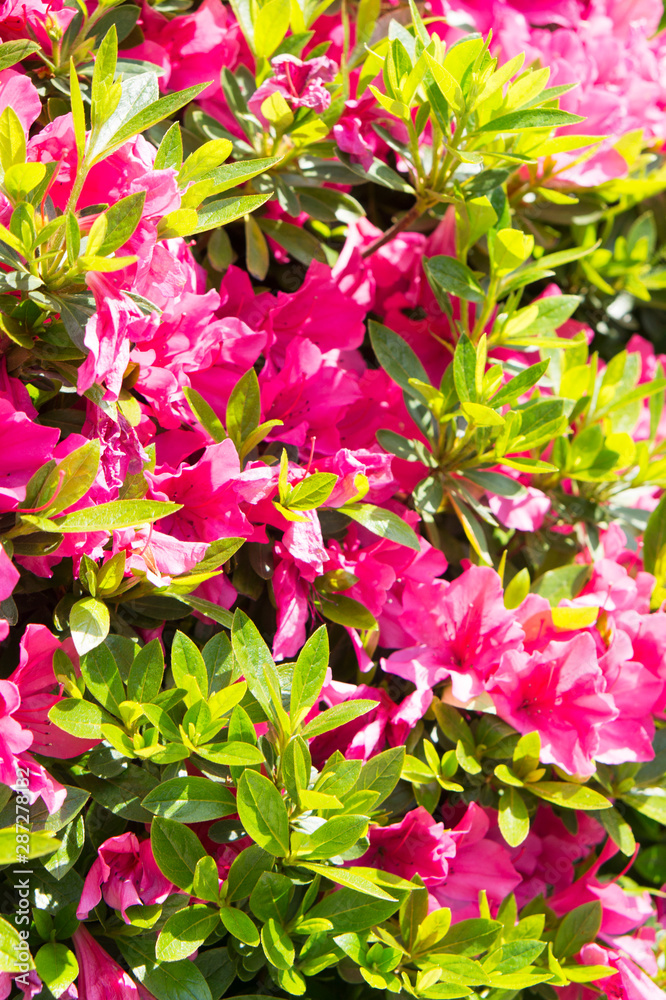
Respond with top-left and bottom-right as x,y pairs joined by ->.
80,644 -> 124,717
553,902 -> 602,960
424,255 -> 484,304
157,905 -> 219,962
151,816 -> 208,891
341,503 -> 420,550
236,770 -> 290,857
369,321 -> 429,398
142,777 -> 237,823
300,700 -> 377,739
127,639 -> 164,703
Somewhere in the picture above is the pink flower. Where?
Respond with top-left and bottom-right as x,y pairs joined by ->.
306,680 -> 420,767
0,396 -> 59,513
0,680 -> 32,786
333,93 -> 384,170
77,833 -> 174,922
71,925 -> 154,999
259,339 -> 362,456
0,68 -> 41,130
272,542 -> 312,659
249,55 -> 337,126
148,439 -> 255,542
9,624 -> 100,758
77,273 -> 144,402
353,807 -> 456,888
550,839 -> 654,940
0,970 -> 41,1000
573,941 -> 663,1000
265,260 -> 367,361
487,805 -> 605,908
430,803 -> 521,921
488,485 -> 551,531
0,544 -> 19,603
385,565 -> 525,702
489,633 -> 618,776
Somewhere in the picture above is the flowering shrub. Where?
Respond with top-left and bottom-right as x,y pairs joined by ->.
2,0 -> 666,998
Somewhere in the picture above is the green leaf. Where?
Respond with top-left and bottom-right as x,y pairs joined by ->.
93,83 -> 211,162
151,816 -> 208,892
35,942 -> 78,999
553,902 -> 602,960
530,564 -> 592,605
621,789 -> 666,825
154,122 -> 183,170
355,746 -> 405,808
171,630 -> 208,700
193,194 -> 272,235
236,770 -> 290,857
127,639 -> 164,703
300,700 -> 377,739
453,333 -> 477,403
594,806 -> 636,858
261,918 -> 295,970
189,156 -> 281,200
0,39 -> 41,71
142,777 -> 237,823
0,828 -> 61,864
528,782 -> 611,811
227,368 -> 260,452
80,643 -> 125,716
219,907 -> 260,946
98,191 -> 146,255
490,360 -> 549,407
157,905 -> 219,962
498,788 -> 530,847
461,401 -> 505,426
183,386 -> 226,443
369,320 -> 429,398
55,499 -> 181,532
254,0 -> 290,57
69,597 -> 110,655
282,735 -> 311,804
118,936 -> 213,1000
299,818 -> 371,865
226,845 -> 275,902
258,218 -> 326,266
424,256 -> 484,305
434,918 -> 502,956
231,610 -> 284,723
305,885 -> 401,931
48,698 -> 107,740
176,595 -> 234,628
288,473 -> 338,510
249,871 -> 292,922
196,742 -> 266,766
0,915 -> 31,973
643,491 -> 666,576
478,109 -> 585,132
341,503 -> 420,550
290,626 -> 329,725
178,138 -> 232,186
633,843 -> 666,884
316,592 -> 377,629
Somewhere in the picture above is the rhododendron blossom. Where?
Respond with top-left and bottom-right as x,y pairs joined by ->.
2,2 -> 666,998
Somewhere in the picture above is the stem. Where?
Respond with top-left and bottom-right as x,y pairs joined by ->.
360,202 -> 423,259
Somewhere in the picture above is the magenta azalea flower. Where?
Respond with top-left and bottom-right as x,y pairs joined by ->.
249,55 -> 337,125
